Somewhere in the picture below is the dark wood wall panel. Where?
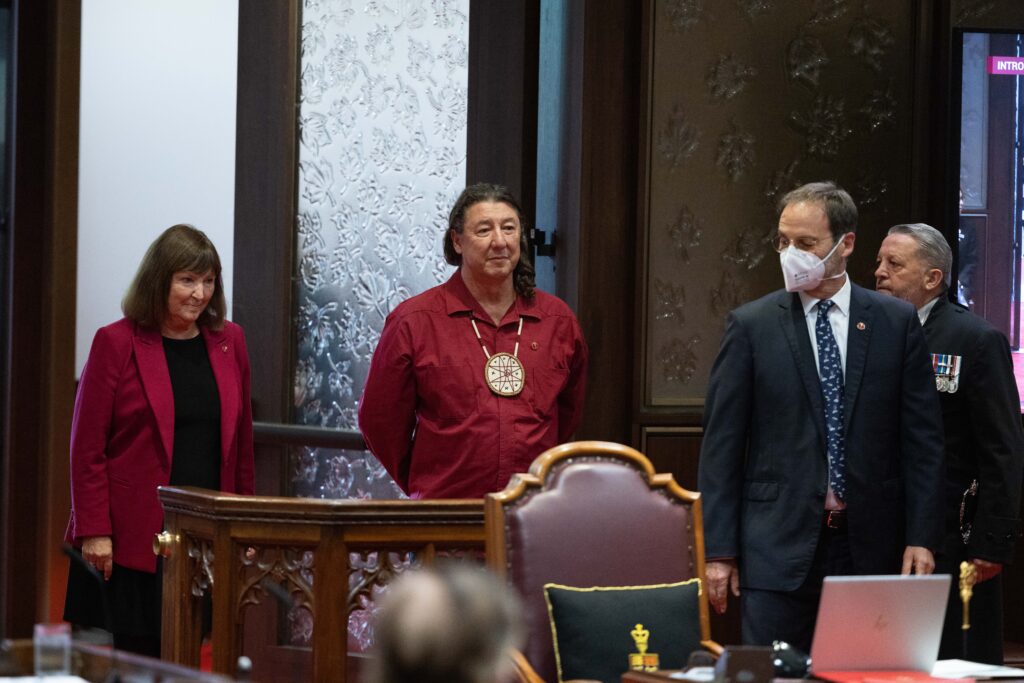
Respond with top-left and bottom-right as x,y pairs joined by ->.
638,0 -> 919,413
639,427 -> 701,492
40,0 -> 80,624
233,0 -> 300,496
466,0 -> 539,217
1,0 -> 80,636
1,0 -> 47,635
572,0 -> 639,445
640,427 -> 741,646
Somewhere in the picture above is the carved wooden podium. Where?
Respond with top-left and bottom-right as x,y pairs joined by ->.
156,487 -> 485,682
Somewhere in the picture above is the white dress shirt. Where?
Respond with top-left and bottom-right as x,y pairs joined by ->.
917,295 -> 940,325
798,274 -> 852,377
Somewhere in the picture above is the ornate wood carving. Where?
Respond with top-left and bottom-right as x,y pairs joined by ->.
158,486 -> 485,681
186,536 -> 215,598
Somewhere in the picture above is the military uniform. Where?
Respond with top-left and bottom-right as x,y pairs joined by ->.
922,296 -> 1024,664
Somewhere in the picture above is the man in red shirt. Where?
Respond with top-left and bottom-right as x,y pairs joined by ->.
358,183 -> 589,498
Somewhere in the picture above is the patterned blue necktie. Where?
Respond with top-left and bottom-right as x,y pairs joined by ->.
816,299 -> 846,500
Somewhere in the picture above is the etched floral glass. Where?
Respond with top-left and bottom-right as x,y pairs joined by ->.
293,0 -> 469,502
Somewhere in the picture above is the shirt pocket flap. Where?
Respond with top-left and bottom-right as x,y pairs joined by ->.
417,365 -> 479,420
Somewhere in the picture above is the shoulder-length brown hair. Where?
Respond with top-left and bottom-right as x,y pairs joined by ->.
443,183 -> 536,299
122,224 -> 226,331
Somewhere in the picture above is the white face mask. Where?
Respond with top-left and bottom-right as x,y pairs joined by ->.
779,237 -> 846,292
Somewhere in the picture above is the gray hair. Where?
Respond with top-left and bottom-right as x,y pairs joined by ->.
886,223 -> 952,289
368,565 -> 524,683
778,181 -> 858,241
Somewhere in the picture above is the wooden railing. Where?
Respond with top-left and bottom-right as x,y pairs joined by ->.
157,487 -> 485,682
251,421 -> 366,451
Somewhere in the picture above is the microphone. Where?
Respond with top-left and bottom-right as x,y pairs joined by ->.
259,577 -> 293,607
259,577 -> 305,683
61,543 -> 121,683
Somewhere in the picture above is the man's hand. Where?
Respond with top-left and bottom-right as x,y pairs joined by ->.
81,535 -> 113,581
900,545 -> 934,575
706,559 -> 740,614
969,558 -> 1002,583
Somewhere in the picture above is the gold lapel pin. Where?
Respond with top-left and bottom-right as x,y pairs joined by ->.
856,322 -> 866,330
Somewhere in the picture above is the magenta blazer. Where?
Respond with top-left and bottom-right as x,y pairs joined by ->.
64,318 -> 255,573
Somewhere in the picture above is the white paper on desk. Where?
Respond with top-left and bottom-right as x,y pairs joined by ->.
932,659 -> 1024,679
669,665 -> 716,681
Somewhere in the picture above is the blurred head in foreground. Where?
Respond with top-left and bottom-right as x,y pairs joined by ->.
368,564 -> 524,683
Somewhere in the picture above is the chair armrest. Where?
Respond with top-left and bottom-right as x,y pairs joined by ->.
701,639 -> 724,658
509,648 -> 546,683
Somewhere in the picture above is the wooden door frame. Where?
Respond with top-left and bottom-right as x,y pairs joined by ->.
0,0 -> 80,636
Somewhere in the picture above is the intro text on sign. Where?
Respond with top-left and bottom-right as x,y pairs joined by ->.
988,56 -> 1024,74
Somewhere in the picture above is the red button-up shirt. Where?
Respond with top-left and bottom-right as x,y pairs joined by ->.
358,272 -> 589,498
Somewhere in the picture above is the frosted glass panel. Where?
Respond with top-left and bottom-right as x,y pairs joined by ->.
293,0 -> 469,499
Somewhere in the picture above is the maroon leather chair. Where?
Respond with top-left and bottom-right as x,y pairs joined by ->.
486,441 -> 720,683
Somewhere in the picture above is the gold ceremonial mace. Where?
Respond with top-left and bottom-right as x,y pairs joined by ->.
959,561 -> 978,657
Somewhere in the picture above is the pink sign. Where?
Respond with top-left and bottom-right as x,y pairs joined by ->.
988,56 -> 1024,74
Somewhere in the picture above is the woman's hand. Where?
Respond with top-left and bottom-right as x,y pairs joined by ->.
81,536 -> 113,581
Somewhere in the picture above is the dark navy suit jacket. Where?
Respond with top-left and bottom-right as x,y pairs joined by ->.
698,283 -> 945,592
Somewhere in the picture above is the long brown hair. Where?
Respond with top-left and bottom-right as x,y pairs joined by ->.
122,224 -> 226,330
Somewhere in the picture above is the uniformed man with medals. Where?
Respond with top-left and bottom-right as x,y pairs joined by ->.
876,223 -> 1023,664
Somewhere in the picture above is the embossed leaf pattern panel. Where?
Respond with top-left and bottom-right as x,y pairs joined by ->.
293,0 -> 469,496
647,1 -> 913,404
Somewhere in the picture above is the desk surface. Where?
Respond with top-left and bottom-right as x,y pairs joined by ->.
0,640 -> 232,682
621,670 -> 682,682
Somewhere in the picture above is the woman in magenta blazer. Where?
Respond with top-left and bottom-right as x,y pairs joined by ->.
63,224 -> 254,656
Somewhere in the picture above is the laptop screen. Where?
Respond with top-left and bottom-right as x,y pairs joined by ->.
810,574 -> 952,673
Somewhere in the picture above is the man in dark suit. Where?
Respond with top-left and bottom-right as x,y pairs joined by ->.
876,222 -> 1023,664
698,182 -> 944,651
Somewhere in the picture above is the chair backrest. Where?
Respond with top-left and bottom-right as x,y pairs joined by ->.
485,441 -> 713,683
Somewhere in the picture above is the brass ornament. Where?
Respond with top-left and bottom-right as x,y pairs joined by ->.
959,561 -> 977,631
628,623 -> 660,672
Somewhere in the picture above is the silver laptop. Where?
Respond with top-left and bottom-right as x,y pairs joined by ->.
810,574 -> 952,673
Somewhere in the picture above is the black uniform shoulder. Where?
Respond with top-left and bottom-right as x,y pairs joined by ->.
938,300 -> 995,334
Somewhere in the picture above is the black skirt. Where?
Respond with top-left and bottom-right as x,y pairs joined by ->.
63,560 -> 161,638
